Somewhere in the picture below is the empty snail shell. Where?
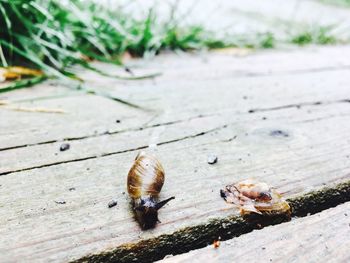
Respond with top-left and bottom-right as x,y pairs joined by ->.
127,151 -> 174,229
220,179 -> 291,217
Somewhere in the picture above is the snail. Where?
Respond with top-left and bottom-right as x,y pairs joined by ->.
220,179 -> 290,217
127,152 -> 175,229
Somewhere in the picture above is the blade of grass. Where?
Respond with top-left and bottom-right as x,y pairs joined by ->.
0,75 -> 47,93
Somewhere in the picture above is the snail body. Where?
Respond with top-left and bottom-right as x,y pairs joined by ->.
127,152 -> 174,229
220,179 -> 290,217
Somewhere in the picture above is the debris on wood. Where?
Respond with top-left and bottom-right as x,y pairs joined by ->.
54,199 -> 66,205
0,104 -> 66,114
60,143 -> 70,152
0,66 -> 43,81
124,66 -> 134,75
68,187 -> 76,191
220,179 -> 291,218
108,199 -> 118,208
213,240 -> 220,249
207,154 -> 218,164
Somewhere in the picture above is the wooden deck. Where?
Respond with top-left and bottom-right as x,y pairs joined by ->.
159,202 -> 350,263
1,45 -> 350,262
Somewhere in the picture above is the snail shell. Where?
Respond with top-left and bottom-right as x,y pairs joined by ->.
127,152 -> 174,229
220,179 -> 290,217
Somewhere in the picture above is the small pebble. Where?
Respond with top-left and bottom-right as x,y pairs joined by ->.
60,143 -> 70,151
207,154 -> 218,164
108,199 -> 118,208
55,199 -> 66,205
116,119 -> 121,123
69,187 -> 76,191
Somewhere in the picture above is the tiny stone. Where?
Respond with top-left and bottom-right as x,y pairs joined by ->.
207,154 -> 218,164
108,199 -> 118,208
69,187 -> 76,191
55,199 -> 66,205
116,119 -> 121,123
60,143 -> 70,151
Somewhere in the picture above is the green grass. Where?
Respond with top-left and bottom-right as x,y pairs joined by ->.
290,26 -> 337,46
0,0 -> 346,96
0,0 -> 232,85
319,0 -> 350,7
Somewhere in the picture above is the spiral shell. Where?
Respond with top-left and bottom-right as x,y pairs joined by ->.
127,152 -> 174,229
127,152 -> 165,199
220,179 -> 291,217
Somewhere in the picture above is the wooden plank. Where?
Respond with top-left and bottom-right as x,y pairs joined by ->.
0,102 -> 350,262
159,202 -> 350,263
1,46 -> 350,150
0,89 -> 152,150
1,99 -> 350,175
1,46 -> 350,262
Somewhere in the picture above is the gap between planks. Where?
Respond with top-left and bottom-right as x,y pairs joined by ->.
1,99 -> 350,176
74,181 -> 350,263
157,200 -> 350,263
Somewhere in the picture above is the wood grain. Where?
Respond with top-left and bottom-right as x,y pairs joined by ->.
1,46 -> 350,262
1,46 -> 350,150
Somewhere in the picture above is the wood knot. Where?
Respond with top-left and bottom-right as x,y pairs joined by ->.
269,130 -> 289,138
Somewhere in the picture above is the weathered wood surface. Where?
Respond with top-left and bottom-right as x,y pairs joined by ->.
159,202 -> 350,263
1,46 -> 350,262
2,46 -> 350,151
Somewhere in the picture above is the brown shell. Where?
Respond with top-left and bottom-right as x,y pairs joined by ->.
127,152 -> 165,199
221,179 -> 290,216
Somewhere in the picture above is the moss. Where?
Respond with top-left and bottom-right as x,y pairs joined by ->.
73,180 -> 350,263
288,181 -> 350,217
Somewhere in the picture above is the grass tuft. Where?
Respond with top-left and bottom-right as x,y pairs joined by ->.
290,26 -> 337,46
0,0 -> 231,83
0,0 -> 346,95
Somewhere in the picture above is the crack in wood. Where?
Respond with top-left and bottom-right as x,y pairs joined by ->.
72,181 -> 350,263
0,124 -> 228,176
0,113 -> 215,152
248,99 -> 350,113
232,65 -> 350,78
3,97 -> 348,153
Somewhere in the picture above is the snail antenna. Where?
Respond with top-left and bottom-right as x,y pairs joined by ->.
155,196 -> 175,210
